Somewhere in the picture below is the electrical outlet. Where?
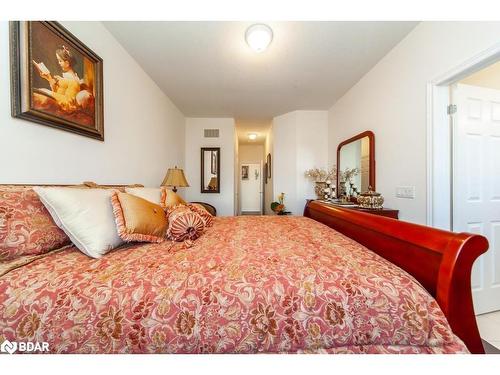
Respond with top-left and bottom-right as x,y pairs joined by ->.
396,186 -> 415,199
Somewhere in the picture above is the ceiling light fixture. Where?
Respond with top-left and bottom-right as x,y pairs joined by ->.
245,24 -> 273,53
248,133 -> 258,140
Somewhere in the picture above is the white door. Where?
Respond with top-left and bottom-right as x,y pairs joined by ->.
453,83 -> 500,314
240,163 -> 263,214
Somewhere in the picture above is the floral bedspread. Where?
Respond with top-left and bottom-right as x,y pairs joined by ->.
0,216 -> 467,353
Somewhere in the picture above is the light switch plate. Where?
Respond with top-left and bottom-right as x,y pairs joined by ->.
396,186 -> 415,199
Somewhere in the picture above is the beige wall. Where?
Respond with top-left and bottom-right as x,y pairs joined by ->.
239,145 -> 264,163
0,21 -> 185,187
461,61 -> 500,89
328,21 -> 500,223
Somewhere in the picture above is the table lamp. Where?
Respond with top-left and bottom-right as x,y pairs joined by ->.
161,166 -> 189,192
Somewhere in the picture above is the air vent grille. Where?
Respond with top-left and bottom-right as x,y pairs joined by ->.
204,129 -> 219,138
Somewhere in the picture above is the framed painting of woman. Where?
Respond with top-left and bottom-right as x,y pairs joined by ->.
10,21 -> 104,140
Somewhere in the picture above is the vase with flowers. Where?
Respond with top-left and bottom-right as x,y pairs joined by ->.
271,193 -> 289,215
339,167 -> 360,200
304,165 -> 337,200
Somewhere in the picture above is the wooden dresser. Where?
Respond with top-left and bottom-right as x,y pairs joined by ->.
314,200 -> 399,219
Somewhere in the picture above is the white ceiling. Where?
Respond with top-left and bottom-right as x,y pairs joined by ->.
104,21 -> 417,122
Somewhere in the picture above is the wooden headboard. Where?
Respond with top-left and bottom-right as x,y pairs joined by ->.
304,199 -> 488,354
0,182 -> 144,188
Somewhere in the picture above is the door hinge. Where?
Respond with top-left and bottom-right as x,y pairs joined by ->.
447,104 -> 457,115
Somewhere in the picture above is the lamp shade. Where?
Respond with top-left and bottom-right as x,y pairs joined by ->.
208,177 -> 218,190
161,166 -> 190,189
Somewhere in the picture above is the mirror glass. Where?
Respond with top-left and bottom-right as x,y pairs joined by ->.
201,148 -> 220,193
338,135 -> 371,195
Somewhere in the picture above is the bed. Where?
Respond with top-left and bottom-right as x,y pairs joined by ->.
0,197 -> 487,354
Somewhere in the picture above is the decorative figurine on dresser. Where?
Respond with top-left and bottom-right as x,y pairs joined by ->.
357,186 -> 384,209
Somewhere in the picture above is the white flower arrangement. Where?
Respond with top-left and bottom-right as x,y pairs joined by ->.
304,165 -> 337,183
340,167 -> 360,183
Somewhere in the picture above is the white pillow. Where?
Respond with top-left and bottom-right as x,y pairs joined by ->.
34,187 -> 123,258
125,187 -> 162,205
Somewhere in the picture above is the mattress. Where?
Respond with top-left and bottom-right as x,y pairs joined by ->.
0,216 -> 467,353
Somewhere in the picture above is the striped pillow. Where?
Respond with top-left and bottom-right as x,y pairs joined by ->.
187,203 -> 214,227
166,205 -> 205,243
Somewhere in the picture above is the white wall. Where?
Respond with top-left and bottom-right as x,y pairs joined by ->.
273,112 -> 298,214
328,21 -> 500,224
296,111 -> 329,213
0,21 -> 185,187
273,110 -> 329,215
184,118 -> 235,216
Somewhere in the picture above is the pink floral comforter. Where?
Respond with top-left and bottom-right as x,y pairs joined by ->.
0,216 -> 467,353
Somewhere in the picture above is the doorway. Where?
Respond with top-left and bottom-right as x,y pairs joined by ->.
234,120 -> 271,215
429,52 -> 500,349
240,163 -> 263,215
451,79 -> 500,315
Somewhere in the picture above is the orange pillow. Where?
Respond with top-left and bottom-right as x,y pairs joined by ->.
161,188 -> 187,209
111,192 -> 167,243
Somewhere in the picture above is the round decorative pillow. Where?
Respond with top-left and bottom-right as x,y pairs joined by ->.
187,203 -> 214,227
167,206 -> 205,242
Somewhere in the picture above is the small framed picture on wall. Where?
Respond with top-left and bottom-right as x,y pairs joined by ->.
241,165 -> 249,180
266,153 -> 272,179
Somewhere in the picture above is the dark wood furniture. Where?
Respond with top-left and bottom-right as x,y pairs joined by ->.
347,206 -> 398,219
190,201 -> 217,216
337,130 -> 375,193
304,200 -> 488,354
317,200 -> 399,219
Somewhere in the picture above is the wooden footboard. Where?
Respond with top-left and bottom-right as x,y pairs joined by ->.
304,200 -> 489,354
